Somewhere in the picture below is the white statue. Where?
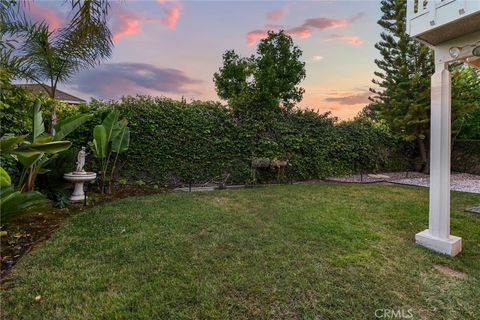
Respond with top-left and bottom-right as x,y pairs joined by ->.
76,147 -> 87,173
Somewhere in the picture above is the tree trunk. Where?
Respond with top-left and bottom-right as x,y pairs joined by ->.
418,138 -> 429,174
49,83 -> 57,135
24,170 -> 37,192
50,108 -> 57,135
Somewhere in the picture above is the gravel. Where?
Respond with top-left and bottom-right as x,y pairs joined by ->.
327,172 -> 480,194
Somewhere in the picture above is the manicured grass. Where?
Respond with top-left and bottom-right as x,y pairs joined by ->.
2,183 -> 480,319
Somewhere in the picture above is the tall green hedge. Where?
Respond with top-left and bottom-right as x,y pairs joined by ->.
452,140 -> 480,175
70,96 -> 411,185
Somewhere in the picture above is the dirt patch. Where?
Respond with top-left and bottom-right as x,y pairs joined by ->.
433,265 -> 467,279
0,186 -> 166,282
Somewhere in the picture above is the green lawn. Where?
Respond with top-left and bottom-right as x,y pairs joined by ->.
2,183 -> 480,319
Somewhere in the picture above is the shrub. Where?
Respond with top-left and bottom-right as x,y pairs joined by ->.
88,96 -> 410,185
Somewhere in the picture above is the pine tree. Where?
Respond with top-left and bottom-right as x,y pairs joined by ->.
369,0 -> 434,172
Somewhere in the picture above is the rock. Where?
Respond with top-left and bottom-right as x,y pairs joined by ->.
367,174 -> 391,179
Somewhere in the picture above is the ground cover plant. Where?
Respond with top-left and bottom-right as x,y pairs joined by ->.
2,183 -> 479,319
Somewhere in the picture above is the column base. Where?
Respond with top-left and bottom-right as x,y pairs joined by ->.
70,194 -> 87,202
415,229 -> 462,256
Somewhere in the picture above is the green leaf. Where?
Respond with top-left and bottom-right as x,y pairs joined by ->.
112,127 -> 130,153
13,141 -> 72,157
102,111 -> 120,143
93,125 -> 107,158
1,187 -> 47,222
33,135 -> 54,144
112,118 -> 128,140
16,154 -> 42,168
0,166 -> 12,187
0,135 -> 27,153
54,113 -> 93,141
32,99 -> 45,142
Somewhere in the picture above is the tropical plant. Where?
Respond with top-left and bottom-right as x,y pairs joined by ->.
1,100 -> 93,191
1,0 -> 112,133
91,110 -> 130,193
1,166 -> 47,223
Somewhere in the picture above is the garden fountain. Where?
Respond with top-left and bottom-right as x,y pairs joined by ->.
64,147 -> 96,202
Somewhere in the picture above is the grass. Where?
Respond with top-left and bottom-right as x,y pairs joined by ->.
2,183 -> 480,319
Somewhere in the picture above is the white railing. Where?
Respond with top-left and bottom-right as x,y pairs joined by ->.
407,0 -> 454,19
406,0 -> 480,39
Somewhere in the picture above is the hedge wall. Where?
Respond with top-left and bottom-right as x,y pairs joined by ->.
452,140 -> 480,175
69,96 -> 411,186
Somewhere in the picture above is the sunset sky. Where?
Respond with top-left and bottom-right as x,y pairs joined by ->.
28,0 -> 384,119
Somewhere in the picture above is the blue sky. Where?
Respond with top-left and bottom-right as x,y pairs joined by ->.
30,0 -> 384,119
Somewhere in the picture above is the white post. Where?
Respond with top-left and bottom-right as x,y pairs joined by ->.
415,58 -> 462,256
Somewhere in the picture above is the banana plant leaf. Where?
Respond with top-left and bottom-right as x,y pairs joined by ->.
32,99 -> 45,142
112,127 -> 130,153
112,118 -> 128,141
54,113 -> 93,141
1,186 -> 47,223
12,141 -> 72,158
102,111 -> 120,144
0,166 -> 11,187
0,135 -> 27,153
32,134 -> 53,144
93,125 -> 107,158
16,153 -> 42,168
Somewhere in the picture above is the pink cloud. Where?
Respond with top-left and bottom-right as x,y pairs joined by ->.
323,34 -> 363,45
111,6 -> 141,42
111,1 -> 183,42
285,26 -> 311,39
324,91 -> 370,105
246,29 -> 269,46
246,13 -> 364,45
302,17 -> 348,31
162,5 -> 181,29
26,2 -> 64,31
266,6 -> 288,21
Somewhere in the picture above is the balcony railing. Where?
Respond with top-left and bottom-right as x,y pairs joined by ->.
408,0 -> 453,18
407,0 -> 480,45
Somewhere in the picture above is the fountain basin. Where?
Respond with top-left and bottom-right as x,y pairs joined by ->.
64,172 -> 97,202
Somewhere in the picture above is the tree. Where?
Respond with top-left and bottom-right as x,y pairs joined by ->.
1,0 -> 113,133
369,0 -> 479,173
214,31 -> 306,115
369,0 -> 434,172
451,65 -> 480,142
0,69 -> 35,137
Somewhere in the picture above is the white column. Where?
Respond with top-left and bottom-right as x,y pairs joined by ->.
415,60 -> 462,256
